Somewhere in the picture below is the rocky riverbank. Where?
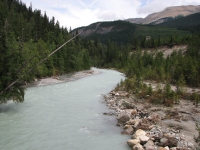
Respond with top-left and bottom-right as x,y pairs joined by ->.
103,90 -> 200,150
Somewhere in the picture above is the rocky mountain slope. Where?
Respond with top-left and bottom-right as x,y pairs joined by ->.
72,20 -> 190,44
126,5 -> 200,25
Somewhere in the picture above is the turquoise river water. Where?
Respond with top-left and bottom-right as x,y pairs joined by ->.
0,68 -> 130,150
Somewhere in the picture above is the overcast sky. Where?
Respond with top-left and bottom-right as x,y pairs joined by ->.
22,0 -> 200,30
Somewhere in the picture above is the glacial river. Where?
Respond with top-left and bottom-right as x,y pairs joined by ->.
0,68 -> 130,150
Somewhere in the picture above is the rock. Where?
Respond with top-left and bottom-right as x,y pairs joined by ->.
160,138 -> 168,146
149,125 -> 155,130
187,142 -> 194,148
115,93 -> 119,96
158,147 -> 167,150
103,112 -> 115,116
110,90 -> 116,95
140,123 -> 150,130
164,146 -> 169,150
145,146 -> 155,150
122,101 -> 135,109
139,135 -> 149,144
127,139 -> 140,147
135,129 -> 146,137
169,147 -> 177,150
144,140 -> 154,149
118,91 -> 129,97
131,109 -> 138,115
126,119 -> 136,125
117,113 -> 130,125
126,119 -> 142,128
164,132 -> 176,139
134,119 -> 142,128
133,143 -> 144,150
167,138 -> 178,147
122,125 -> 134,135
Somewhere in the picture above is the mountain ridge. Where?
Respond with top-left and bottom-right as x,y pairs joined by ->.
126,5 -> 200,25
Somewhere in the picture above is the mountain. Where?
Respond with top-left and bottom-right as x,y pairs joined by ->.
73,20 -> 190,44
158,12 -> 200,33
74,20 -> 137,44
72,5 -> 200,44
126,5 -> 200,25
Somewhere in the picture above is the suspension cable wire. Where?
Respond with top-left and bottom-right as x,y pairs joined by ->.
0,31 -> 82,95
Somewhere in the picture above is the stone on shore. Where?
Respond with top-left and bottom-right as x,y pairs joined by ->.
158,147 -> 169,150
132,143 -> 144,150
144,140 -> 155,150
127,139 -> 140,147
139,135 -> 149,144
135,129 -> 147,137
122,125 -> 134,135
117,113 -> 131,125
160,138 -> 168,146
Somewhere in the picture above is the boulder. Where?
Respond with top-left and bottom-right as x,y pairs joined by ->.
135,129 -> 146,137
144,140 -> 155,150
127,139 -> 140,147
131,109 -> 138,115
144,140 -> 154,147
160,138 -> 168,146
148,125 -> 155,130
139,135 -> 149,144
145,146 -> 155,150
126,119 -> 142,127
164,146 -> 170,150
134,119 -> 142,128
166,138 -> 177,147
117,113 -> 131,125
132,143 -> 144,150
132,129 -> 149,144
126,119 -> 136,125
122,125 -> 134,135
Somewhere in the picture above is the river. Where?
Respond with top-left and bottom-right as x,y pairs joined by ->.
0,68 -> 130,150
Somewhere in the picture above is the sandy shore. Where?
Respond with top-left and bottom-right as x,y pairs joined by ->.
23,68 -> 101,88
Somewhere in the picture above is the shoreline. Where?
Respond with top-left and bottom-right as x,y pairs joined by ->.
103,90 -> 200,150
23,68 -> 101,88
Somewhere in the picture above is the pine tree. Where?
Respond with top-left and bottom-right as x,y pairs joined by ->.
0,19 -> 25,103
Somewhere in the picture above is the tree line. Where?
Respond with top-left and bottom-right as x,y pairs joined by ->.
0,0 -> 91,103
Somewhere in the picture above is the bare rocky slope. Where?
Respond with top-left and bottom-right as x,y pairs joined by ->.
126,5 -> 200,25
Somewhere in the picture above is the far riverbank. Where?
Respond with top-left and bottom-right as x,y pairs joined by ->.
23,68 -> 101,88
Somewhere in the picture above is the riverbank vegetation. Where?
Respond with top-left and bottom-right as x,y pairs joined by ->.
101,34 -> 200,107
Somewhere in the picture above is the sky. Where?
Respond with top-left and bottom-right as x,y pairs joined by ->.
22,0 -> 200,30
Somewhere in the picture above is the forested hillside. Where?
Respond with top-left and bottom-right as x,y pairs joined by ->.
158,12 -> 200,33
0,0 -> 91,103
73,20 -> 191,45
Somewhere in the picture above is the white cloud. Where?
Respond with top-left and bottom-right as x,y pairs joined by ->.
22,0 -> 200,29
95,0 -> 142,19
97,10 -> 117,20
